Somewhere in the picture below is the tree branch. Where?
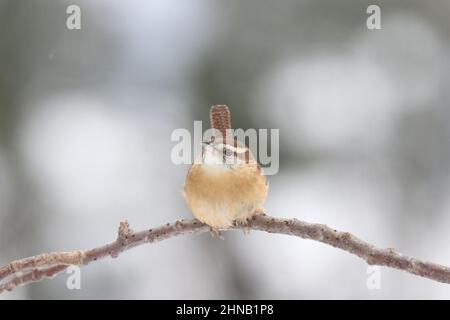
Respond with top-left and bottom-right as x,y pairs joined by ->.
1,214 -> 449,294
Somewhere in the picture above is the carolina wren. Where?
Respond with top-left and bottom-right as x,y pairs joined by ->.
184,105 -> 268,229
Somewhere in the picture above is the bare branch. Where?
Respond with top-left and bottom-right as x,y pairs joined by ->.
1,214 -> 449,294
249,215 -> 450,283
0,264 -> 68,293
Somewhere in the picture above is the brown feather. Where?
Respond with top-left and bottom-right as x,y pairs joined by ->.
210,105 -> 232,140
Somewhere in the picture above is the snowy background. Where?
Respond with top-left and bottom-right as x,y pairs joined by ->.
1,0 -> 450,299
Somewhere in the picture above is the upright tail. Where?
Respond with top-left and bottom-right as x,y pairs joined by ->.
210,105 -> 232,140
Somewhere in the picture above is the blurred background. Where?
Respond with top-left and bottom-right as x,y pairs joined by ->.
1,0 -> 450,299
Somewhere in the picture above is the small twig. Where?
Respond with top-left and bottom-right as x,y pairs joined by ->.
0,264 -> 68,293
0,214 -> 449,294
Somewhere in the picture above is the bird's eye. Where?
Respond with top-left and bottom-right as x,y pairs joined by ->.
224,148 -> 233,157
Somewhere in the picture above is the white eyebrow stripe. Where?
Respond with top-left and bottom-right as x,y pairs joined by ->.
232,146 -> 248,154
214,144 -> 248,154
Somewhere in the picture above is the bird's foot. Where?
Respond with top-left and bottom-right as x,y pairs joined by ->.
233,218 -> 252,235
209,227 -> 224,240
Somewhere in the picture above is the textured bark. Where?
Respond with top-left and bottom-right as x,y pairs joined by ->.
1,214 -> 449,294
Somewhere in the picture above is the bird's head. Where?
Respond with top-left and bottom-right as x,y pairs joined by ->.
201,137 -> 256,170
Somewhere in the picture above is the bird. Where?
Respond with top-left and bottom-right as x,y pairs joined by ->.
183,105 -> 268,230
